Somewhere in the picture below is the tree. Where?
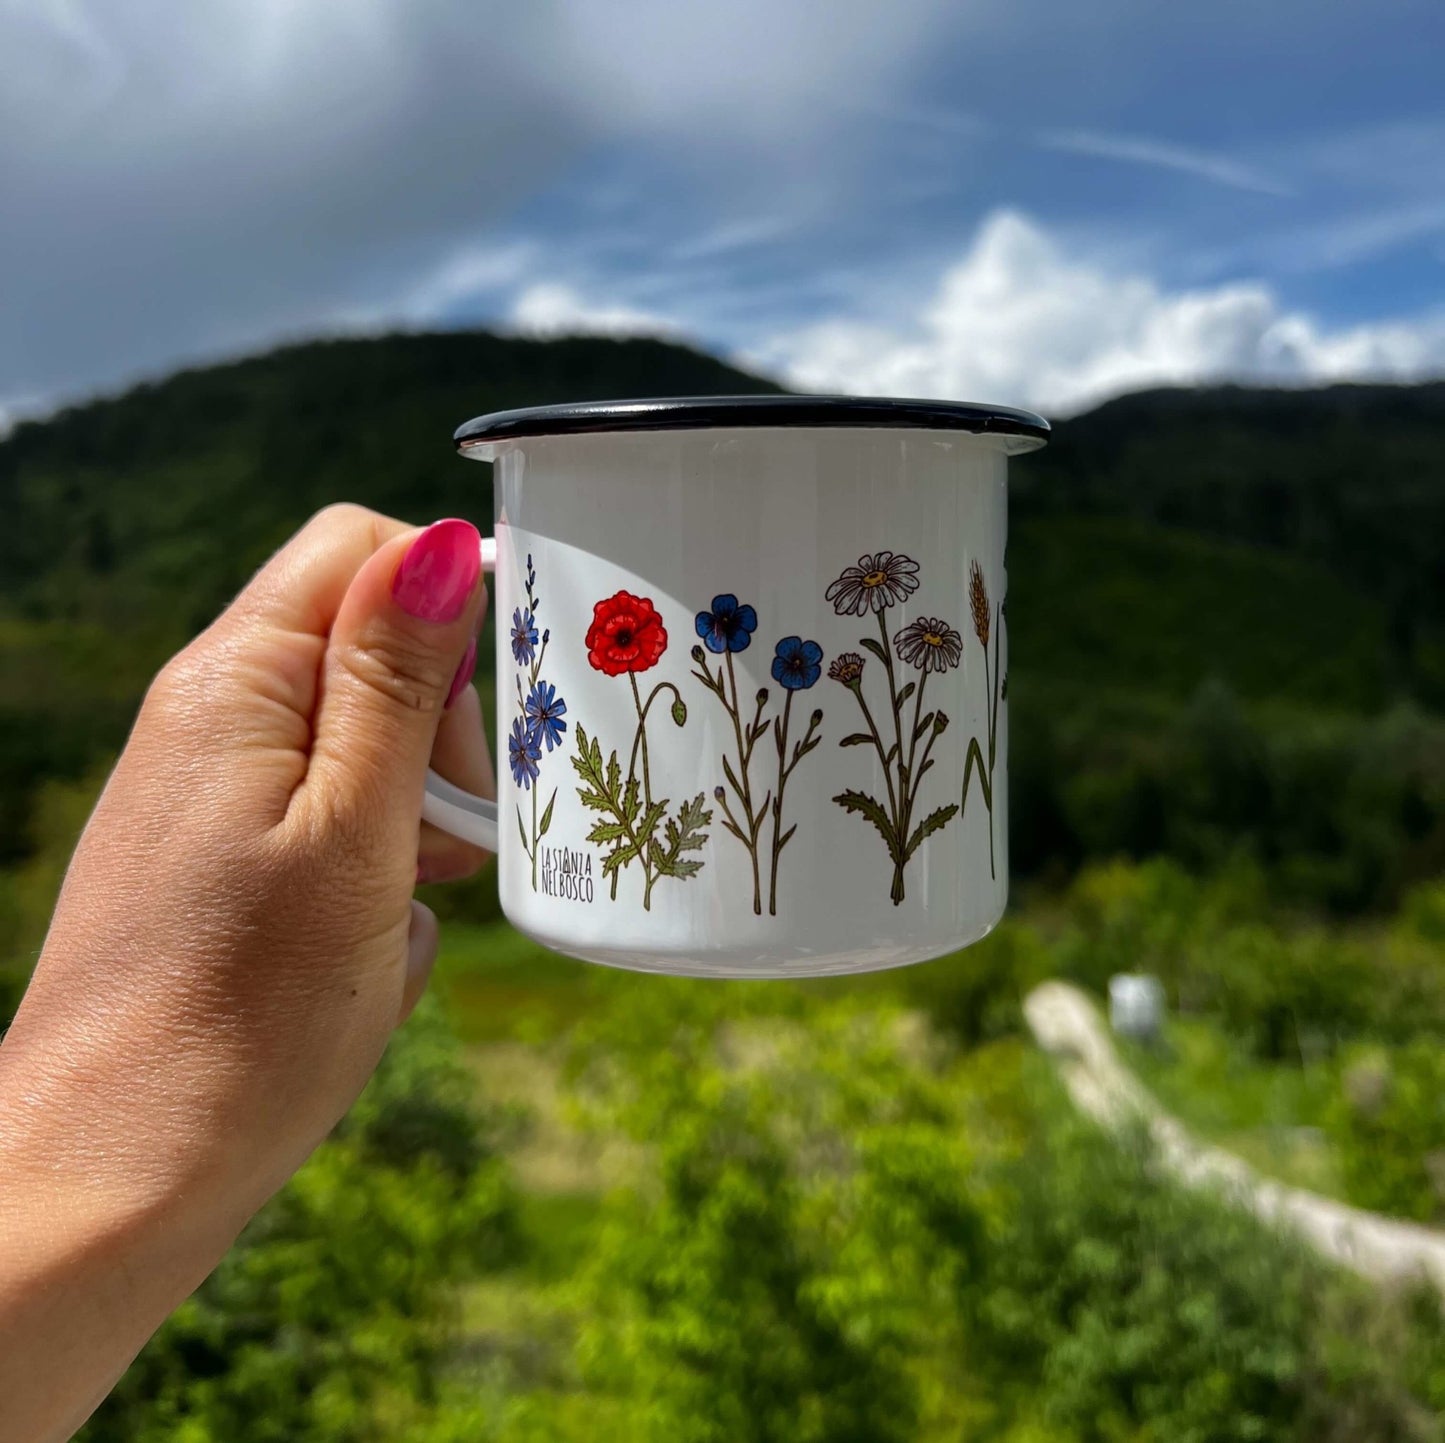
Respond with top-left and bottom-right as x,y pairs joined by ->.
79,1000 -> 519,1443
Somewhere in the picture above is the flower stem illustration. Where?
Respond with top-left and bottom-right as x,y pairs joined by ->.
509,553 -> 565,890
691,597 -> 825,917
572,590 -> 710,910
961,559 -> 1004,880
690,593 -> 766,911
767,637 -> 824,916
826,551 -> 959,905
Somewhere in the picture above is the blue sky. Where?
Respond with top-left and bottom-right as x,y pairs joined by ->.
3,0 -> 1443,424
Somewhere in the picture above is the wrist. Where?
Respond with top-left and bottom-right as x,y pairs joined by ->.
0,1032 -> 254,1443
0,1018 -> 255,1274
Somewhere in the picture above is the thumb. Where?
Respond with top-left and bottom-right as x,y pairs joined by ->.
300,518 -> 485,855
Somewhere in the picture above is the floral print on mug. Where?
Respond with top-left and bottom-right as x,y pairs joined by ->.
572,591 -> 711,911
961,559 -> 1006,880
691,597 -> 825,917
827,550 -> 960,906
510,554 -> 565,889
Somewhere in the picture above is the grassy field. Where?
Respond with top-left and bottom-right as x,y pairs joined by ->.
1123,1017 -> 1347,1198
435,914 -> 1415,1224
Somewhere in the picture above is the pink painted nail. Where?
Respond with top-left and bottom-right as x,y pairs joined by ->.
445,637 -> 478,709
392,518 -> 481,623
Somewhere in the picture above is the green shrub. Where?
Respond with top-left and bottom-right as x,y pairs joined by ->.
1328,1041 -> 1445,1225
552,983 -> 1445,1442
1058,858 -> 1407,1062
78,1000 -> 519,1443
564,991 -> 978,1443
897,919 -> 1053,1046
967,1108 -> 1445,1442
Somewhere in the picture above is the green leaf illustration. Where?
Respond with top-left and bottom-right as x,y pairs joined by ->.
655,792 -> 713,879
859,636 -> 890,664
913,711 -> 936,742
750,792 -> 771,841
839,732 -> 874,747
638,800 -> 668,848
961,735 -> 993,815
721,752 -> 744,797
573,723 -> 646,882
516,806 -> 530,854
570,726 -> 607,804
896,680 -> 916,712
620,774 -> 641,825
575,785 -> 609,812
538,789 -> 556,838
833,788 -> 902,866
776,823 -> 797,854
690,665 -> 725,700
601,841 -> 641,878
904,803 -> 960,861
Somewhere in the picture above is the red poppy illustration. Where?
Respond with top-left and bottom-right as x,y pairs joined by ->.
573,587 -> 708,911
585,590 -> 668,676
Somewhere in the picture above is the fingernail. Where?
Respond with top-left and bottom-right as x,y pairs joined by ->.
392,518 -> 481,623
444,637 -> 477,709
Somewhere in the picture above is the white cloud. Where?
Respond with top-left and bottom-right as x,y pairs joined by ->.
540,0 -> 958,142
401,243 -> 539,321
0,0 -> 959,407
751,211 -> 1445,415
507,283 -> 680,341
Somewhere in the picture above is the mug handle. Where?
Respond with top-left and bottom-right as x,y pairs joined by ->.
420,535 -> 500,851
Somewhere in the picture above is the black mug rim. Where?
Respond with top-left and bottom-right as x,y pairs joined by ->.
455,394 -> 1050,450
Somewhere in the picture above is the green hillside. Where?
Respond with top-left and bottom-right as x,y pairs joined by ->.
1009,514 -> 1392,710
1015,381 -> 1445,702
0,333 -> 779,858
2,333 -> 1443,907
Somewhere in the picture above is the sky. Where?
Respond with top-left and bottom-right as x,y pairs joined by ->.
3,0 -> 1444,428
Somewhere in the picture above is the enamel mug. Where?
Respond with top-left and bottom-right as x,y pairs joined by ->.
422,396 -> 1049,978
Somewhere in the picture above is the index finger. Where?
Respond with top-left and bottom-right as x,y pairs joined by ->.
220,503 -> 412,642
180,504 -> 415,734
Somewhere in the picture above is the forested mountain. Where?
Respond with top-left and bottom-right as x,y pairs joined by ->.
2,333 -> 1442,907
1016,381 -> 1445,700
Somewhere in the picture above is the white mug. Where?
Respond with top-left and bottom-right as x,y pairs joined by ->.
422,396 -> 1048,978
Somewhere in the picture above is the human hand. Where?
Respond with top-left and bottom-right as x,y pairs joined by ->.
0,505 -> 493,1441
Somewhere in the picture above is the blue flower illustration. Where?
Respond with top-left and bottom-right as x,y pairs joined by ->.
694,593 -> 758,654
525,679 -> 568,752
508,715 -> 542,789
511,606 -> 539,666
771,635 -> 824,690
